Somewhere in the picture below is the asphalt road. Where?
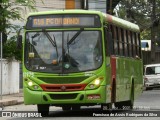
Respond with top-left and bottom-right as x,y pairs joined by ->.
2,89 -> 160,120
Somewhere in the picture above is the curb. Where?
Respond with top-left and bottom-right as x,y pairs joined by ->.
0,99 -> 24,107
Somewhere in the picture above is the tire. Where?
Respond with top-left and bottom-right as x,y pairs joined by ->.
72,105 -> 80,111
115,100 -> 133,110
126,83 -> 134,110
62,106 -> 72,111
111,79 -> 116,103
114,102 -> 123,110
37,104 -> 50,117
115,82 -> 134,110
146,87 -> 152,91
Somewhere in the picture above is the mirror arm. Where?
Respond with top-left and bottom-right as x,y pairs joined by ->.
17,26 -> 25,49
17,26 -> 25,36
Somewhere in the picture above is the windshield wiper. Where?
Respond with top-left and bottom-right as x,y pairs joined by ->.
67,28 -> 84,45
42,29 -> 59,61
42,29 -> 56,47
32,33 -> 40,39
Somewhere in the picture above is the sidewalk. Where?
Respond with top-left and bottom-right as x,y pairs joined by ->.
0,89 -> 24,107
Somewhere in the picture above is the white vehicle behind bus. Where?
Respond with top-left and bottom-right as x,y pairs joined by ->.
144,64 -> 160,90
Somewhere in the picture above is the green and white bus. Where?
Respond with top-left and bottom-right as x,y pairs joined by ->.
17,10 -> 143,116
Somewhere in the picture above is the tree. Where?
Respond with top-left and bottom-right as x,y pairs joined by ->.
3,35 -> 22,61
0,0 -> 37,39
0,0 -> 37,60
116,0 -> 160,63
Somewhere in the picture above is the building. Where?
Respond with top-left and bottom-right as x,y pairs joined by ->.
141,40 -> 160,65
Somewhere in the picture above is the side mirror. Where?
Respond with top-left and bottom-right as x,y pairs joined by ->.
17,27 -> 24,49
17,35 -> 22,49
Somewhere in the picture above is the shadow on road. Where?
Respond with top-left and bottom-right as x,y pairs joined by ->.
48,108 -> 127,117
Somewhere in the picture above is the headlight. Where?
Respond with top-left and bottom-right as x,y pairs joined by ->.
86,76 -> 104,90
24,78 -> 42,91
94,79 -> 100,85
28,81 -> 33,86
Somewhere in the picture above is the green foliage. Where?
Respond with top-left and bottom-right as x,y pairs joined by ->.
0,0 -> 38,61
3,36 -> 22,61
0,0 -> 36,31
116,0 -> 160,40
140,30 -> 151,40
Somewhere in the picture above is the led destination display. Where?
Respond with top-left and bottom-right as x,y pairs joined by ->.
26,14 -> 101,29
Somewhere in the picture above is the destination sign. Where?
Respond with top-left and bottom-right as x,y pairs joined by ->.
26,14 -> 101,29
33,17 -> 80,26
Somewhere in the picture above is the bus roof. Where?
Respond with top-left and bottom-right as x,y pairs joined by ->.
103,13 -> 140,32
27,10 -> 139,32
28,9 -> 102,16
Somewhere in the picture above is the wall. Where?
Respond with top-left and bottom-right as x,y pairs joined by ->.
0,59 -> 20,95
142,51 -> 160,65
88,0 -> 107,13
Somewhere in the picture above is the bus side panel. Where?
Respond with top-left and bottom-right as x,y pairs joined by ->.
105,57 -> 112,103
116,57 -> 143,102
134,60 -> 143,99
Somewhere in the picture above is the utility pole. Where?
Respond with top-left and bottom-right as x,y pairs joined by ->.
0,32 -> 2,101
0,0 -> 2,102
109,0 -> 113,14
107,0 -> 121,15
126,0 -> 132,21
81,0 -> 88,10
150,0 -> 156,63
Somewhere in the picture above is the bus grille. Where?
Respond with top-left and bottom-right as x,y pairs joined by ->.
40,84 -> 87,92
37,76 -> 89,84
49,93 -> 78,100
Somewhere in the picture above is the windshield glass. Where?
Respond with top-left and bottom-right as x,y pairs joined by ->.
146,66 -> 160,75
25,31 -> 102,73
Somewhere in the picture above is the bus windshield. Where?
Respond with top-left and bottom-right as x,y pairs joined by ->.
25,30 -> 102,74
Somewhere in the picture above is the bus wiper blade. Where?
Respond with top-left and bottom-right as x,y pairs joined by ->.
42,29 -> 56,47
67,28 -> 84,45
32,33 -> 40,39
42,29 -> 59,61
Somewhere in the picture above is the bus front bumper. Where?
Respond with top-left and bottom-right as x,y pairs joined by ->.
24,86 -> 106,105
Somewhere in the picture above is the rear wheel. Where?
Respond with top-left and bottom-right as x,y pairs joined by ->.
114,102 -> 124,110
101,103 -> 112,110
115,82 -> 134,110
37,104 -> 50,117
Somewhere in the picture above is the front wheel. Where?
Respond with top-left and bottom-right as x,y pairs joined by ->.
62,106 -> 72,111
37,104 -> 50,117
72,105 -> 80,111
